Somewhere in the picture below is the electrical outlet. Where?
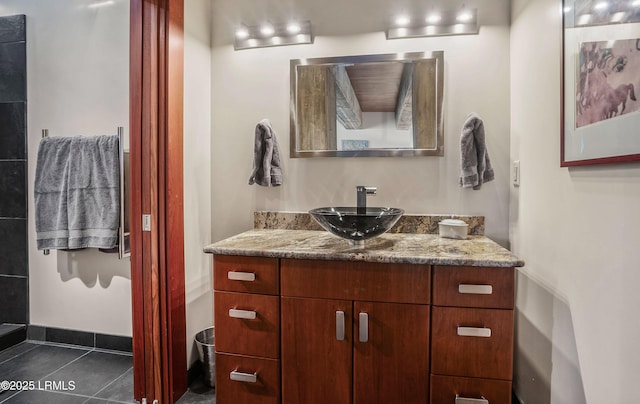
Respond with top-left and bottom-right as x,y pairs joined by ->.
513,160 -> 520,187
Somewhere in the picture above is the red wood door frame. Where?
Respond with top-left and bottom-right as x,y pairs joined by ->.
130,0 -> 187,402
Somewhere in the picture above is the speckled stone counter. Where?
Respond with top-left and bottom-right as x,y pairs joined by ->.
204,229 -> 524,268
254,211 -> 486,235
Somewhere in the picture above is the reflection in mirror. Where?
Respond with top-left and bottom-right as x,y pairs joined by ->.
290,52 -> 444,157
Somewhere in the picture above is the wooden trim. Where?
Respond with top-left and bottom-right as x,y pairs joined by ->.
130,0 -> 186,402
129,0 -> 145,400
165,0 -> 187,401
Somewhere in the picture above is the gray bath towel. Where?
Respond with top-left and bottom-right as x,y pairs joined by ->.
35,134 -> 120,250
459,113 -> 495,190
248,119 -> 282,187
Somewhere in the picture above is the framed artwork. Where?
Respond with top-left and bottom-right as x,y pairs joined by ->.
561,0 -> 640,166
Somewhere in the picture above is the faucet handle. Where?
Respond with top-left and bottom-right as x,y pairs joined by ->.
356,185 -> 377,195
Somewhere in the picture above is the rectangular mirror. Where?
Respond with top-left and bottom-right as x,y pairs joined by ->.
290,51 -> 444,157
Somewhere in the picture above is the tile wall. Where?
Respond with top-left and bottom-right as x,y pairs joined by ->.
0,15 -> 28,326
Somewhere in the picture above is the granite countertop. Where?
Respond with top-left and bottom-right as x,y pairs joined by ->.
204,229 -> 525,268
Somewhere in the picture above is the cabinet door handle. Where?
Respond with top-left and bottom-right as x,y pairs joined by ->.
336,311 -> 345,341
455,395 -> 488,404
458,284 -> 493,295
457,326 -> 491,338
230,370 -> 258,383
229,309 -> 257,320
227,271 -> 256,282
359,312 -> 369,343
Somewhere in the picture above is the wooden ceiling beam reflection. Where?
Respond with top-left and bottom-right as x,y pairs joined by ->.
331,65 -> 362,129
345,62 -> 405,112
395,63 -> 414,130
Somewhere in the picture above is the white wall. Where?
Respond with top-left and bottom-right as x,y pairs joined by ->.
0,0 -> 131,336
184,0 -> 213,366
510,0 -> 640,403
210,0 -> 513,246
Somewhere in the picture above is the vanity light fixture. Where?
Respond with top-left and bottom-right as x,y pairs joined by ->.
572,0 -> 640,26
234,20 -> 313,50
387,8 -> 478,39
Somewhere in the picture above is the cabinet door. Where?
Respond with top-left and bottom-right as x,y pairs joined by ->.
354,301 -> 430,404
281,297 -> 352,404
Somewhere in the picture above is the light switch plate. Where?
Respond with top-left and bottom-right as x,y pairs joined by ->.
142,214 -> 151,231
513,160 -> 520,187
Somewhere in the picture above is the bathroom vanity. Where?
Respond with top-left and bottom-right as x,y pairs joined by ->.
204,214 -> 524,404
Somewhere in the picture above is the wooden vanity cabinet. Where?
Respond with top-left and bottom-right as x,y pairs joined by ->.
212,255 -> 516,404
280,259 -> 431,404
430,265 -> 515,404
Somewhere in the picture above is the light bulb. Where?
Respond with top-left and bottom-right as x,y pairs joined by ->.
287,23 -> 301,34
395,16 -> 410,26
426,14 -> 442,24
457,11 -> 473,22
235,27 -> 249,39
260,24 -> 275,36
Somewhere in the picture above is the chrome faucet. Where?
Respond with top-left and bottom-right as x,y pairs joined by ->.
356,186 -> 377,214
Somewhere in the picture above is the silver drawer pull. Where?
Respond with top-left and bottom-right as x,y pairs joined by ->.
229,309 -> 257,320
359,313 -> 369,343
227,271 -> 256,282
456,395 -> 488,404
457,326 -> 491,338
336,311 -> 345,341
458,284 -> 493,295
230,370 -> 258,383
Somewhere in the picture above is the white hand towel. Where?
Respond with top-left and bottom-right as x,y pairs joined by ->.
459,113 -> 495,190
248,119 -> 283,187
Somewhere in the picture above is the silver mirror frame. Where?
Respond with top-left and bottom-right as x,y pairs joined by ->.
290,51 -> 444,158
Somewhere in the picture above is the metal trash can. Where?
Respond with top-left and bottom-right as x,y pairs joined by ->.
195,326 -> 215,388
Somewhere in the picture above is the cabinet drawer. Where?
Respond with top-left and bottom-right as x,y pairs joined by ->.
214,291 -> 280,359
216,353 -> 280,404
431,307 -> 513,380
281,259 -> 430,304
430,374 -> 512,404
214,255 -> 279,295
432,266 -> 514,309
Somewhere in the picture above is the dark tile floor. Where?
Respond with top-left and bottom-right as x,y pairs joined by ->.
0,342 -> 134,403
0,341 -> 215,404
175,377 -> 215,404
